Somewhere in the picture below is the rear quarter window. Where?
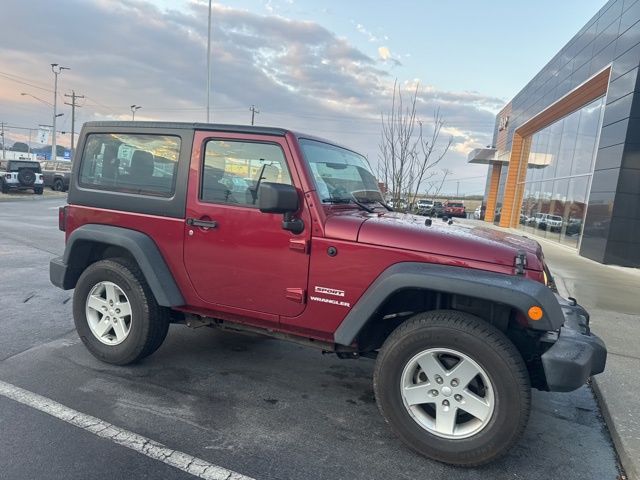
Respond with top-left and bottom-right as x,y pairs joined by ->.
78,133 -> 181,197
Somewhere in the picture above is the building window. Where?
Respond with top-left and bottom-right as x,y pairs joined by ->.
518,96 -> 605,247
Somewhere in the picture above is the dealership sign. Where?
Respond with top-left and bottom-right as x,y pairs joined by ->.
498,115 -> 509,131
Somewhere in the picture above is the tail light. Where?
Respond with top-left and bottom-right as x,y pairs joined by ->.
58,205 -> 68,232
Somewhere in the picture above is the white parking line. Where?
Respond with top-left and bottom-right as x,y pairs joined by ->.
0,379 -> 253,480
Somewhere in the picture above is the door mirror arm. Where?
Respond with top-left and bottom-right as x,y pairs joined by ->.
282,212 -> 304,234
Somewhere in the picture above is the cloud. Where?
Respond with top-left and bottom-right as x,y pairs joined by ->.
0,0 -> 501,194
377,46 -> 402,67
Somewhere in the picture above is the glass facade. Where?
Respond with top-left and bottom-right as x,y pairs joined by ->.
519,97 -> 605,247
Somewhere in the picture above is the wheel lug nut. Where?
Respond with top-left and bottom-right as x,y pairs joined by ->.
115,308 -> 121,314
435,376 -> 443,384
454,394 -> 462,402
429,389 -> 439,396
451,379 -> 459,387
443,400 -> 449,407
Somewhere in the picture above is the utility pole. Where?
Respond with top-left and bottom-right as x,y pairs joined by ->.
64,90 -> 84,159
0,122 -> 5,159
249,105 -> 260,126
51,64 -> 70,161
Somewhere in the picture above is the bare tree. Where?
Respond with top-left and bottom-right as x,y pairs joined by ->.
378,80 -> 452,211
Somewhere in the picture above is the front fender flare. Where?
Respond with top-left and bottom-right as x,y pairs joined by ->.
333,262 -> 562,346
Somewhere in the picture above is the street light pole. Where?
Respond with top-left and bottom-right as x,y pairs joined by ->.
130,105 -> 142,120
206,0 -> 212,123
51,64 -> 69,161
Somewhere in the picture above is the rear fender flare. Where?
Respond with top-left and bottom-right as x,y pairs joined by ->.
57,224 -> 184,307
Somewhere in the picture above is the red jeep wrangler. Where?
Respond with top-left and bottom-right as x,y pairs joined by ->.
444,201 -> 466,218
50,122 -> 606,466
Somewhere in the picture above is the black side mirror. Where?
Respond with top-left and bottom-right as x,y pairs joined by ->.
258,182 -> 299,213
258,182 -> 304,234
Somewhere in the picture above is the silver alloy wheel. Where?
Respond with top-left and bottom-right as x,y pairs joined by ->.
400,347 -> 495,439
85,281 -> 133,346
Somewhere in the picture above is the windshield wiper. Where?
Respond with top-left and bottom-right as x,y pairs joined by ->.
322,197 -> 375,213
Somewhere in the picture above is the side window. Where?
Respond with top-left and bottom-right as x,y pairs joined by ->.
79,133 -> 181,197
201,140 -> 292,206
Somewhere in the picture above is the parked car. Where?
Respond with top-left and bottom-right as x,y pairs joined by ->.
41,161 -> 72,192
444,201 -> 466,218
534,213 -> 563,232
415,198 -> 434,216
51,121 -> 606,467
0,159 -> 44,194
432,200 -> 445,217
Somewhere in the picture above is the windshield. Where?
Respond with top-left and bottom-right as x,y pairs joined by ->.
299,139 -> 383,204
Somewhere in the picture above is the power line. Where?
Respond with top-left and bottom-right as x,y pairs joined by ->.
0,71 -> 53,93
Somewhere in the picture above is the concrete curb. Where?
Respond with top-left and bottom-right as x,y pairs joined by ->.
0,192 -> 67,202
591,378 -> 636,480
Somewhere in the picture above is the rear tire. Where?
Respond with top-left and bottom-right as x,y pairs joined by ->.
373,310 -> 530,466
1,181 -> 7,194
53,179 -> 64,191
73,258 -> 170,365
34,187 -> 43,195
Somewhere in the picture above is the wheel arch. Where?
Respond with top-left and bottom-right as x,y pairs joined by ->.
333,262 -> 562,349
53,224 -> 184,307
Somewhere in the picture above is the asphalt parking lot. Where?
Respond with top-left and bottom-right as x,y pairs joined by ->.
0,198 -> 623,480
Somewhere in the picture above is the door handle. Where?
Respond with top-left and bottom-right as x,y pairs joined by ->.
186,218 -> 218,228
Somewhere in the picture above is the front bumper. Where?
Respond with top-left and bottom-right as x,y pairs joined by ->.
540,297 -> 607,392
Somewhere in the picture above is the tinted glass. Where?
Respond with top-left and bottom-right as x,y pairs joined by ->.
518,96 -> 605,248
561,176 -> 590,247
555,110 -> 580,178
79,133 -> 180,197
202,140 -> 291,206
572,97 -> 604,175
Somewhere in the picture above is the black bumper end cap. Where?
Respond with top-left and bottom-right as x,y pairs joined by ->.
541,327 -> 607,392
50,256 -> 75,290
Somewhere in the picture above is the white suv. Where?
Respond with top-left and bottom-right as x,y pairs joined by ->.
0,160 -> 44,194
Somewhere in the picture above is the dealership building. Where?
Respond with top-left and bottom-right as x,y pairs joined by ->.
469,0 -> 640,267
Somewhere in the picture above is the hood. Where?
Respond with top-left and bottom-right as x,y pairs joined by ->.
344,211 -> 543,271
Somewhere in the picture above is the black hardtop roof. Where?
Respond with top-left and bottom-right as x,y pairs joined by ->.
81,121 -> 361,156
83,121 -> 290,136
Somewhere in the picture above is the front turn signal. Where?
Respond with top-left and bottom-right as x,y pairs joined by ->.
528,306 -> 543,321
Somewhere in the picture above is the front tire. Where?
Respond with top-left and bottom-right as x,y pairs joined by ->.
373,310 -> 530,466
73,258 -> 170,365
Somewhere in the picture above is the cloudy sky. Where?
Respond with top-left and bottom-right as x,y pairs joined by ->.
1,0 -> 604,194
